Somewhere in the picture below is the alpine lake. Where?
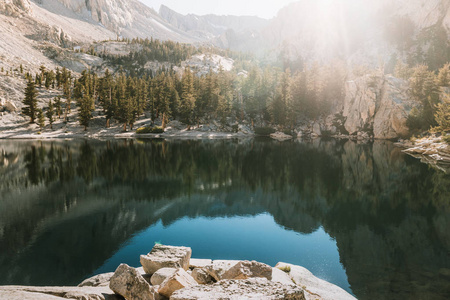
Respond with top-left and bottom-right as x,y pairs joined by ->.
0,137 -> 449,300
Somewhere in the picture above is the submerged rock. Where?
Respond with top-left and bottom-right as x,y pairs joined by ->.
170,277 -> 305,300
140,244 -> 192,275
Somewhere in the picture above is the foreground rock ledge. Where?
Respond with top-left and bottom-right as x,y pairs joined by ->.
171,278 -> 305,300
0,244 -> 357,300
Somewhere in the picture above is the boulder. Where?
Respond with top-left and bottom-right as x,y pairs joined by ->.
312,122 -> 321,137
157,268 -> 198,298
270,132 -> 293,141
109,264 -> 158,300
191,267 -> 215,284
272,267 -> 294,285
275,262 -> 356,300
170,278 -> 305,300
189,258 -> 212,269
79,272 -> 114,287
4,101 -> 17,112
222,260 -> 272,280
150,267 -> 178,286
203,260 -> 240,281
140,244 -> 192,275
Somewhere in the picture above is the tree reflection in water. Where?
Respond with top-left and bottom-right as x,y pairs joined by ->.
0,138 -> 449,299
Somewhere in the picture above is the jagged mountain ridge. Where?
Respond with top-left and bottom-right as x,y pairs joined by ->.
159,4 -> 268,41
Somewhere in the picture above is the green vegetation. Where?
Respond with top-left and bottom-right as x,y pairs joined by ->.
136,126 -> 164,134
433,94 -> 450,133
37,108 -> 45,130
46,99 -> 54,129
278,265 -> 291,273
22,79 -> 38,123
14,32 -> 449,136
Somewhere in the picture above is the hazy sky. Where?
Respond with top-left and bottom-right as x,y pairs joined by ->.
139,0 -> 296,19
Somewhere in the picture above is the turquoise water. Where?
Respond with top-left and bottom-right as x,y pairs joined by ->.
0,138 -> 449,299
96,215 -> 348,291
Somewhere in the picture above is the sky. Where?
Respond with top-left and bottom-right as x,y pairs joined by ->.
139,0 -> 296,19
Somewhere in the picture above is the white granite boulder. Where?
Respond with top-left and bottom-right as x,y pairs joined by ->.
203,260 -> 240,281
275,262 -> 356,300
150,267 -> 178,286
191,267 -> 215,284
157,268 -> 198,298
222,260 -> 272,280
109,264 -> 159,300
140,244 -> 192,275
189,258 -> 212,269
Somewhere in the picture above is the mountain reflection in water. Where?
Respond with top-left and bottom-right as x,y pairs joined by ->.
0,138 -> 449,300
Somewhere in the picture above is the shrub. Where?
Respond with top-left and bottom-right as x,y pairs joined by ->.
278,265 -> 291,273
254,127 -> 276,136
231,124 -> 239,133
136,126 -> 164,134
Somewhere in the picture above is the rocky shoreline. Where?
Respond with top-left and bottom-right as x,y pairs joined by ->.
0,244 -> 356,300
395,135 -> 450,173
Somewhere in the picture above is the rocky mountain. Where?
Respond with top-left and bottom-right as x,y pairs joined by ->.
159,4 -> 268,49
261,0 -> 450,65
35,0 -> 198,42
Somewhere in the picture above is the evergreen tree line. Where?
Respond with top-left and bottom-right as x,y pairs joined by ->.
21,61 -> 347,132
20,58 -> 449,135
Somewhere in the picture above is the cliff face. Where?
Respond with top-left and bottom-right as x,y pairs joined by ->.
342,75 -> 413,139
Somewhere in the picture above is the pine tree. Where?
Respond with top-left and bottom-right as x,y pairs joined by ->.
99,69 -> 115,128
46,99 -> 54,129
37,109 -> 45,130
438,63 -> 450,87
19,64 -> 23,74
22,79 -> 38,123
409,65 -> 440,129
79,93 -> 93,131
270,69 -> 291,127
63,79 -> 72,122
434,94 -> 450,132
54,97 -> 62,119
179,68 -> 196,129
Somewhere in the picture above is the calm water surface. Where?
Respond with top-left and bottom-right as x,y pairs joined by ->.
0,138 -> 449,300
